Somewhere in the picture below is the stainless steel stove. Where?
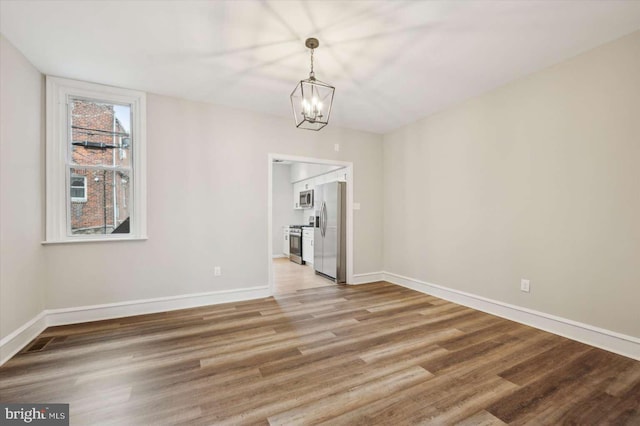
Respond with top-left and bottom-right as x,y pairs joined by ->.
289,225 -> 304,264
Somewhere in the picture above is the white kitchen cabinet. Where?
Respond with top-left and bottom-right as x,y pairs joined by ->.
316,169 -> 346,185
291,163 -> 341,183
314,173 -> 328,186
325,171 -> 337,183
283,227 -> 290,256
302,228 -> 314,264
326,169 -> 347,183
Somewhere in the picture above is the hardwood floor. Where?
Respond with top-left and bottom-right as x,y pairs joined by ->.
1,282 -> 638,425
273,257 -> 335,294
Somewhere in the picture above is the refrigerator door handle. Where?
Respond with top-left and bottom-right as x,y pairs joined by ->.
320,202 -> 324,237
323,202 -> 328,237
320,202 -> 325,237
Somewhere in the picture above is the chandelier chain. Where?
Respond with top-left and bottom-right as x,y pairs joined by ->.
310,47 -> 315,79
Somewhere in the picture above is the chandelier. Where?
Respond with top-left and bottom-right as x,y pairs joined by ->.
290,38 -> 335,131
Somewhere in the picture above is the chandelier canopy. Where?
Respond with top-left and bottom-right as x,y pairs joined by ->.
290,38 -> 335,131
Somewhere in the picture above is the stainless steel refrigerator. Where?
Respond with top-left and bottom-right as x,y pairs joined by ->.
314,181 -> 346,283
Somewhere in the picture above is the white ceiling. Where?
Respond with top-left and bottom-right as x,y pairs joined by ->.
2,1 -> 640,134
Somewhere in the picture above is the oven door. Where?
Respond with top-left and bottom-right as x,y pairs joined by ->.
289,230 -> 304,264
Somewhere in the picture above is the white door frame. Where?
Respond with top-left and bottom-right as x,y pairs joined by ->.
267,153 -> 354,295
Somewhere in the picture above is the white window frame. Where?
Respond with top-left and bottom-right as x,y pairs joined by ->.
45,76 -> 147,243
70,174 -> 87,202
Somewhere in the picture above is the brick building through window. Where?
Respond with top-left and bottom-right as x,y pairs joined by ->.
70,99 -> 131,234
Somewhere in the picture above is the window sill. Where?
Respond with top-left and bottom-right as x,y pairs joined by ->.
41,236 -> 148,245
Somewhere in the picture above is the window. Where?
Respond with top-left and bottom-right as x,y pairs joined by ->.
70,175 -> 87,202
46,77 -> 147,243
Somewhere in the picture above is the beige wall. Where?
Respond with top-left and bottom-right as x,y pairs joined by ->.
0,36 -> 45,340
383,31 -> 640,337
43,94 -> 384,309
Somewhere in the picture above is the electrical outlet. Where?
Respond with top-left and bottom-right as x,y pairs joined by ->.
334,143 -> 340,152
520,279 -> 530,293
214,266 -> 221,277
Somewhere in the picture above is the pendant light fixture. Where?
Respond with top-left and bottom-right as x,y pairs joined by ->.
290,38 -> 335,131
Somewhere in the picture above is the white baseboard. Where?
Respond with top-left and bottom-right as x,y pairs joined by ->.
0,286 -> 271,366
351,271 -> 385,285
0,312 -> 47,366
3,275 -> 637,364
383,271 -> 640,361
272,254 -> 287,259
46,286 -> 271,326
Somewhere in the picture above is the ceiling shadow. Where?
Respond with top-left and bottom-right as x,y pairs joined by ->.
196,49 -> 304,99
313,1 -> 414,36
204,39 -> 299,58
260,0 -> 303,41
300,1 -> 320,36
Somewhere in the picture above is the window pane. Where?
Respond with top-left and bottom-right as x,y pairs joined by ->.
70,176 -> 85,187
70,187 -> 84,198
69,98 -> 132,167
70,175 -> 86,201
69,168 -> 131,235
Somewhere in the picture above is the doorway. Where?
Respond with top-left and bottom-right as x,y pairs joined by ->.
267,154 -> 354,295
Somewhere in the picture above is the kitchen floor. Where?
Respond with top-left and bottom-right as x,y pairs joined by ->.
273,257 -> 335,295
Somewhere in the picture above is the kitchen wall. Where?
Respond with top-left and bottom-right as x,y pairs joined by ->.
0,36 -> 45,347
272,163 -> 303,255
383,31 -> 640,337
290,163 -> 341,183
43,94 -> 384,309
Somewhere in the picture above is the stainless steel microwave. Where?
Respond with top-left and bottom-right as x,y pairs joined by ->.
300,189 -> 314,208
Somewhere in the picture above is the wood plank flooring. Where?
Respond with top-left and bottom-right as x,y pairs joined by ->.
273,257 -> 335,295
1,282 -> 639,425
